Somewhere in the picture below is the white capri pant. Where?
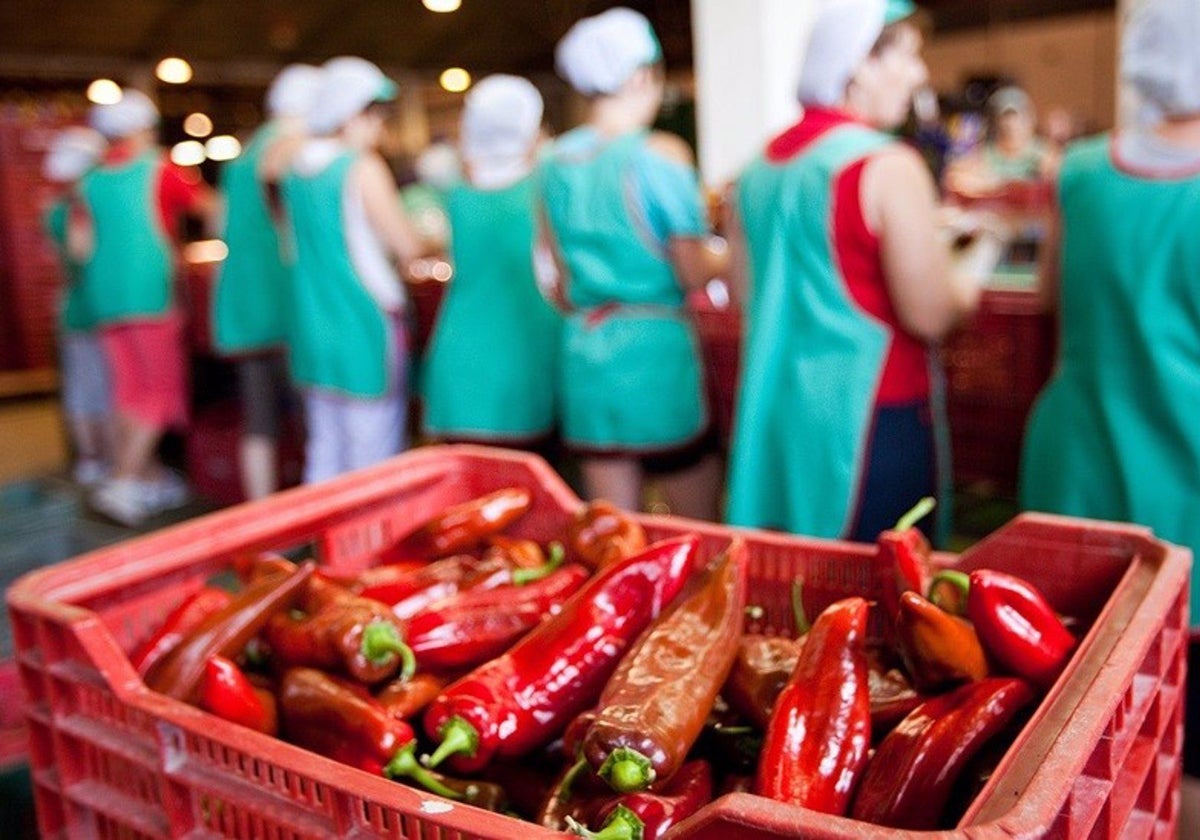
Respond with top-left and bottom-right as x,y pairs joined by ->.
61,331 -> 113,419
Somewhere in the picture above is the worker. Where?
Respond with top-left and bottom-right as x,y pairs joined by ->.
422,75 -> 562,447
211,63 -> 322,500
943,85 -> 1057,196
540,7 -> 726,519
1018,2 -> 1200,830
41,127 -> 114,486
725,0 -> 1005,543
281,57 -> 424,483
81,89 -> 216,526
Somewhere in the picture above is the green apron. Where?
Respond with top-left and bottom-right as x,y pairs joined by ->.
727,124 -> 949,539
422,177 -> 561,440
44,198 -> 97,333
540,129 -> 706,451
213,123 -> 289,354
78,151 -> 173,325
282,150 -> 394,399
1020,134 -> 1200,628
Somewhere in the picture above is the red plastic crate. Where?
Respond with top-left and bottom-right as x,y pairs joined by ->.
688,294 -> 741,447
6,446 -> 1190,839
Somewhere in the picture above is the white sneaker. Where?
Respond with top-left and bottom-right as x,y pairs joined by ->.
73,459 -> 109,487
92,478 -> 153,527
141,471 -> 190,514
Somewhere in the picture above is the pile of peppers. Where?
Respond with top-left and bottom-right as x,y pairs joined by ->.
128,490 -> 1079,836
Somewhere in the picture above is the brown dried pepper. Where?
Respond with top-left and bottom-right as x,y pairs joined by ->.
895,590 -> 988,692
567,500 -> 648,571
579,539 -> 748,792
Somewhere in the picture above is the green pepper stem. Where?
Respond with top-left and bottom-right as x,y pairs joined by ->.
895,496 -> 937,532
383,742 -> 464,800
928,569 -> 971,614
360,621 -> 417,679
566,806 -> 645,840
597,747 -> 656,793
792,577 -> 811,636
511,541 -> 566,586
422,716 -> 479,769
556,755 -> 590,803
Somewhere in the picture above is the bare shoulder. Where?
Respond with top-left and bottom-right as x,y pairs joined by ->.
865,142 -> 932,186
645,131 -> 695,167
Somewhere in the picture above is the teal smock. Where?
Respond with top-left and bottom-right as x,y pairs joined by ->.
77,151 -> 173,325
43,197 -> 97,333
539,127 -> 707,452
727,123 -> 951,541
282,149 -> 396,399
422,177 -> 562,441
212,123 -> 289,354
1020,134 -> 1200,628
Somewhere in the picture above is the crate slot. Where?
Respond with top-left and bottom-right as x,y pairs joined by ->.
65,777 -> 170,838
55,712 -> 160,774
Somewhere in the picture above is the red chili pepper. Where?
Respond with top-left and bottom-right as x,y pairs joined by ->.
407,564 -> 592,672
146,563 -> 314,702
200,655 -> 277,735
895,590 -> 988,692
567,501 -> 648,571
232,551 -> 297,584
966,570 -> 1076,688
382,487 -> 534,562
850,676 -> 1036,829
421,535 -> 702,774
538,753 -> 619,832
571,760 -> 713,840
927,569 -> 970,616
263,587 -> 415,684
375,672 -> 447,721
876,497 -> 936,631
755,597 -> 871,816
130,587 -> 234,677
579,541 -> 748,792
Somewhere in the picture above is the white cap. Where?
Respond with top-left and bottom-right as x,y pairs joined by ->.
306,57 -> 398,135
797,0 -> 887,107
555,7 -> 662,96
461,75 -> 543,169
89,88 -> 159,140
43,127 -> 107,182
266,63 -> 323,119
414,142 -> 462,191
1123,0 -> 1200,119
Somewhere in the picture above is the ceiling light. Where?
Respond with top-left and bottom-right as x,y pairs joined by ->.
156,57 -> 193,84
205,135 -> 242,162
86,79 -> 122,105
183,113 -> 213,138
423,0 -> 462,11
439,67 -> 471,93
170,140 -> 206,167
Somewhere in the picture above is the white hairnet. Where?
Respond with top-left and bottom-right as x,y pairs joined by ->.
43,127 -> 106,182
555,7 -> 662,96
797,0 -> 886,107
1122,0 -> 1200,119
306,57 -> 397,135
89,89 -> 159,140
266,64 -> 323,119
414,142 -> 462,191
461,75 -> 543,166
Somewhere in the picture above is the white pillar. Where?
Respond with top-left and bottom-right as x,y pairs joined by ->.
691,0 -> 820,187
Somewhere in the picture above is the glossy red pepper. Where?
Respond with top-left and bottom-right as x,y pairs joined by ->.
877,497 -> 936,633
407,564 -> 592,672
579,541 -> 748,792
850,676 -> 1036,829
567,501 -> 648,571
130,587 -> 233,677
572,760 -> 713,840
232,551 -> 297,584
382,487 -> 533,562
146,563 -> 314,702
263,585 -> 415,684
755,598 -> 871,816
200,655 -> 277,735
966,570 -> 1076,688
895,590 -> 988,692
538,754 -> 618,832
422,535 -> 702,774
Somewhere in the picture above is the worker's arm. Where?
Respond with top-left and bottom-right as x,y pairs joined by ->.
356,152 -> 426,270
